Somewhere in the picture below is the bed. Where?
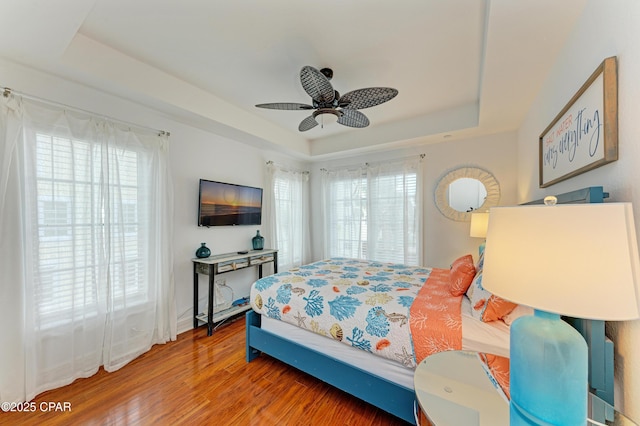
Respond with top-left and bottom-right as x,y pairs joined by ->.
245,186 -> 613,424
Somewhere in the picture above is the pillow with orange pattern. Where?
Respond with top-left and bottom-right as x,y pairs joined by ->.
466,270 -> 517,322
448,254 -> 476,296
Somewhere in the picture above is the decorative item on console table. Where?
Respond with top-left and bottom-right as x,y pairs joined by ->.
195,242 -> 211,258
252,230 -> 264,250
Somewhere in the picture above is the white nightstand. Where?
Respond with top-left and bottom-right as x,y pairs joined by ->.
413,350 -> 509,426
413,350 -> 638,426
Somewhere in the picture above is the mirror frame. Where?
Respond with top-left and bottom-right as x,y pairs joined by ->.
434,167 -> 500,222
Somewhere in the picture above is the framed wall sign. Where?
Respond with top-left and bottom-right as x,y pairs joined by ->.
539,57 -> 618,188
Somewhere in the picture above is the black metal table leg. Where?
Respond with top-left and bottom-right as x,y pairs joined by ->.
193,263 -> 198,329
207,264 -> 215,336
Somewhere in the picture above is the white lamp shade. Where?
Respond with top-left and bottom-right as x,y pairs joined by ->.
469,212 -> 489,238
482,203 -> 640,320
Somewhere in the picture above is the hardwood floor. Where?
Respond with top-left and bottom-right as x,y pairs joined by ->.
0,316 -> 411,425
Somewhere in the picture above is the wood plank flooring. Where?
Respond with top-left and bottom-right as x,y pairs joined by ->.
0,316 -> 411,425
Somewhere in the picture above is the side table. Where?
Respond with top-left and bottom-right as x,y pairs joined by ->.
413,350 -> 508,426
413,350 -> 638,426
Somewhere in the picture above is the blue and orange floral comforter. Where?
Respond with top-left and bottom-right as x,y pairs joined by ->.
250,258 -> 457,369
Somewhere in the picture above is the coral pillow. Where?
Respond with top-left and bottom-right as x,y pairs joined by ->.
466,271 -> 518,322
449,254 -> 476,296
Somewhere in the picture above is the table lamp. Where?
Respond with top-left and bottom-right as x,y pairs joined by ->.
482,198 -> 640,425
469,211 -> 489,254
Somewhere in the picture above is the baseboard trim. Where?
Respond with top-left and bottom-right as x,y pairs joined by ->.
177,317 -> 193,335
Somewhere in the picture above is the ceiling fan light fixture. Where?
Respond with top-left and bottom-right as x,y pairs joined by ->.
313,109 -> 341,128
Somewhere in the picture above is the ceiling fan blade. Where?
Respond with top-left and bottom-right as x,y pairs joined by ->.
255,102 -> 314,110
337,109 -> 370,128
339,87 -> 398,109
298,115 -> 319,132
300,66 -> 335,104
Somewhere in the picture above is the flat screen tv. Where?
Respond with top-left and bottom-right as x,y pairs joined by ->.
198,179 -> 263,226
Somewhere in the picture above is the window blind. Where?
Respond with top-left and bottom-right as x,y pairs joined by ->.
323,158 -> 422,265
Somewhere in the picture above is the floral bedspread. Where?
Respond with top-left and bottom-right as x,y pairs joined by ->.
250,258 -> 433,368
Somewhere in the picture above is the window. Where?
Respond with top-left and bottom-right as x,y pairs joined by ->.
273,175 -> 297,265
1,93 -> 174,402
266,163 -> 310,270
33,132 -> 145,322
38,198 -> 72,239
322,158 -> 422,265
327,174 -> 367,259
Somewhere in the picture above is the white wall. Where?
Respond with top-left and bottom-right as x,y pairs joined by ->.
309,132 -> 518,268
0,58 -> 306,334
170,128 -> 289,332
516,0 -> 640,421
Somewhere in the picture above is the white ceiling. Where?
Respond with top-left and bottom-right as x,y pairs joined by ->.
0,0 -> 586,160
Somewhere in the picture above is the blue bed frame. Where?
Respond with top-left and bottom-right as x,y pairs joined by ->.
245,311 -> 417,423
245,186 -> 615,424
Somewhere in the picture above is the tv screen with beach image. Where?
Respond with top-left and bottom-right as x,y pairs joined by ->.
198,180 -> 263,226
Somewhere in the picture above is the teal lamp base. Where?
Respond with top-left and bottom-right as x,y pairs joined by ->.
509,310 -> 588,426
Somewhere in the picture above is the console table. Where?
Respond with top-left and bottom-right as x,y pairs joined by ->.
193,249 -> 278,336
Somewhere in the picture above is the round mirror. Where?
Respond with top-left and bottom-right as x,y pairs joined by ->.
448,178 -> 488,213
435,167 -> 500,221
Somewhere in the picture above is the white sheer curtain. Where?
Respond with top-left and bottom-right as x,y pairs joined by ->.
264,162 -> 310,270
0,93 -> 176,404
367,159 -> 422,265
321,166 -> 367,260
321,157 -> 423,265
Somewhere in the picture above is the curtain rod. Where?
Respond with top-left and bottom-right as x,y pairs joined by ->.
320,153 -> 425,172
266,160 -> 309,175
2,86 -> 170,137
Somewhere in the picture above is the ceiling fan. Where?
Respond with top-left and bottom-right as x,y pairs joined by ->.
255,66 -> 398,132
